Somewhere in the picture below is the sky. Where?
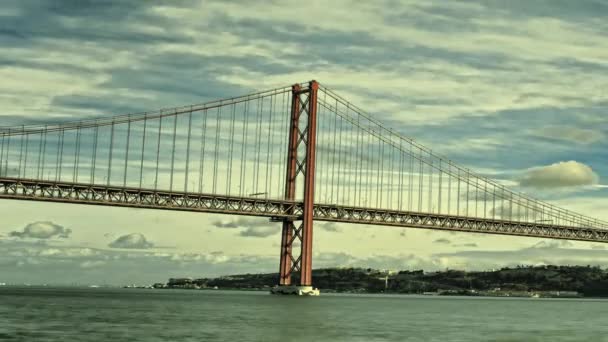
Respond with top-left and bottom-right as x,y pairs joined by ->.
1,0 -> 608,285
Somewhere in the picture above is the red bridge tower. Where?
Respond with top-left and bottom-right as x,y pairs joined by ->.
272,80 -> 319,296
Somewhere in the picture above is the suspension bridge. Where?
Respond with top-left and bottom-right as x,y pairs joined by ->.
1,80 -> 607,295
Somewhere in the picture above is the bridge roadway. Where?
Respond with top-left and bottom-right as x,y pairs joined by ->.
2,177 -> 608,243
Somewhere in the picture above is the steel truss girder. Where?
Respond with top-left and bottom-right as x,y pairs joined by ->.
0,177 -> 300,218
2,177 -> 608,243
312,204 -> 608,243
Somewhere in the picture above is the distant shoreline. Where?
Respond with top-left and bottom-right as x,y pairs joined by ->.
139,265 -> 608,298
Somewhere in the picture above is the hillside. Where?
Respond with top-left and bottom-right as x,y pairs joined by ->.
159,265 -> 608,297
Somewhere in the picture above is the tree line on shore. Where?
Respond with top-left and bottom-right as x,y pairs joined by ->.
163,265 -> 608,296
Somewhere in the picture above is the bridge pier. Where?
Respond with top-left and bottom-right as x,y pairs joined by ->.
274,81 -> 319,296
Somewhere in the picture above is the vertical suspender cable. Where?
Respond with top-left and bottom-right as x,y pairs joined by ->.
418,148 -> 423,212
264,96 -> 273,198
398,139 -> 404,211
331,99 -> 338,203
123,119 -> 131,187
388,133 -> 394,209
154,115 -> 162,190
428,152 -> 433,213
226,104 -> 236,196
355,112 -> 362,206
0,133 -> 4,177
23,132 -> 29,178
107,121 -> 115,186
375,127 -> 381,208
379,137 -> 384,208
475,177 -> 479,218
278,91 -> 287,197
58,129 -> 65,181
74,125 -> 81,182
438,159 -> 442,214
366,121 -> 372,207
212,106 -> 221,194
0,134 -> 5,177
492,183 -> 496,219
465,169 -> 470,217
139,116 -> 147,189
170,113 -> 178,192
240,102 -> 249,196
18,129 -> 24,177
185,111 -> 193,192
457,168 -> 461,215
91,122 -> 99,183
253,98 -> 263,194
408,143 -> 413,211
5,134 -> 11,177
484,181 -> 487,219
199,109 -> 208,193
447,161 -> 452,215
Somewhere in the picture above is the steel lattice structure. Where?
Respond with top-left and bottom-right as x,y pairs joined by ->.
2,177 -> 607,243
1,80 -> 608,290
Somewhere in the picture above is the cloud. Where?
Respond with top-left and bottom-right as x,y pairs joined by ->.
453,243 -> 478,248
9,221 -> 71,239
518,161 -> 599,188
0,240 -> 279,285
433,238 -> 451,244
108,233 -> 154,249
212,221 -> 240,229
435,240 -> 608,270
212,217 -> 271,229
80,260 -> 106,269
239,226 -> 278,238
532,126 -> 605,145
531,240 -> 573,249
212,217 -> 278,238
320,222 -> 341,232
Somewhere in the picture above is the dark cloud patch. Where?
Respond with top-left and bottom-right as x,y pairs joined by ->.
320,222 -> 341,232
478,0 -> 608,22
433,238 -> 451,244
239,226 -> 278,238
212,217 -> 278,238
51,95 -> 146,118
453,243 -> 478,248
0,1 -> 195,48
109,233 -> 154,249
213,221 -> 239,229
9,221 -> 71,239
212,217 -> 271,229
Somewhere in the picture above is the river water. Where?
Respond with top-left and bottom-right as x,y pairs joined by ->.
1,287 -> 608,341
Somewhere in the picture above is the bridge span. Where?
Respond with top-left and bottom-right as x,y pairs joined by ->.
1,80 -> 607,294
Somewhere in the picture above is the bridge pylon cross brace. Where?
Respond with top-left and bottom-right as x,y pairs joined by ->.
273,80 -> 320,296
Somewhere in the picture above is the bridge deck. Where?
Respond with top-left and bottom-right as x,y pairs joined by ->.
2,177 -> 607,243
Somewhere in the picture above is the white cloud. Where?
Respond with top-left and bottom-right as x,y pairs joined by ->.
109,233 -> 154,249
9,221 -> 72,239
518,161 -> 599,188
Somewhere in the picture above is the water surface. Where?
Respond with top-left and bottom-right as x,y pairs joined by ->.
1,287 -> 607,341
